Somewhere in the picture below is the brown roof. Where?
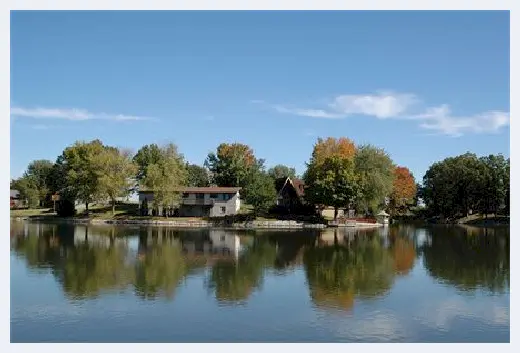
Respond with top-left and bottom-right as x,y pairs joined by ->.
291,178 -> 305,197
140,187 -> 241,194
275,177 -> 305,198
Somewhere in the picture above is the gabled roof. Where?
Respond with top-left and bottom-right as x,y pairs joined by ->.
276,177 -> 305,198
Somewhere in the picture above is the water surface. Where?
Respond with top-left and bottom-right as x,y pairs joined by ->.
10,222 -> 510,342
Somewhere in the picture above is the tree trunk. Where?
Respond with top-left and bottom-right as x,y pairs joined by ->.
334,207 -> 338,221
112,199 -> 116,216
85,202 -> 89,213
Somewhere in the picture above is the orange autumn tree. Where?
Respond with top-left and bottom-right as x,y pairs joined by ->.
311,137 -> 356,166
304,137 -> 359,220
389,166 -> 417,215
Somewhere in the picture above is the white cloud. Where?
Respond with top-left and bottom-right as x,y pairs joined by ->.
260,91 -> 509,137
413,105 -> 510,137
274,105 -> 343,119
330,92 -> 418,118
11,106 -> 157,122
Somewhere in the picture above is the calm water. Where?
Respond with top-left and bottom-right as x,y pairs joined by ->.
10,221 -> 510,343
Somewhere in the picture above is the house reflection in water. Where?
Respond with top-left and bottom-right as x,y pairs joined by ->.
181,230 -> 242,260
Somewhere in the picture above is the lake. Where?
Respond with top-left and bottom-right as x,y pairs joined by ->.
10,221 -> 510,343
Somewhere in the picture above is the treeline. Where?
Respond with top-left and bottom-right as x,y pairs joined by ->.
11,137 -> 508,221
11,137 -> 417,219
420,152 -> 510,220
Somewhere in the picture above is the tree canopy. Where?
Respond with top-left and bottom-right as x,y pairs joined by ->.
205,142 -> 260,188
389,166 -> 417,215
94,148 -> 137,215
57,139 -> 108,211
304,137 -> 360,220
185,163 -> 210,187
268,164 -> 297,180
422,153 -> 509,219
354,145 -> 395,215
141,143 -> 187,211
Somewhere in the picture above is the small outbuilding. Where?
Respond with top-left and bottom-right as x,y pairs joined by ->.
376,210 -> 390,225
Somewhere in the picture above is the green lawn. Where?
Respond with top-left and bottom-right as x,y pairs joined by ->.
10,208 -> 54,217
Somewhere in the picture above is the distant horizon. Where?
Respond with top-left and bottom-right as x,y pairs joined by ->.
10,10 -> 510,182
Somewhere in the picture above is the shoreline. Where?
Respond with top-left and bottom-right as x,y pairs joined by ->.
10,216 -> 386,230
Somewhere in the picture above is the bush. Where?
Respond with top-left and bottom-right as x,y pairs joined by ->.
56,199 -> 76,217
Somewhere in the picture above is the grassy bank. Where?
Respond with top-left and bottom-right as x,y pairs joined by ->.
10,203 -> 320,223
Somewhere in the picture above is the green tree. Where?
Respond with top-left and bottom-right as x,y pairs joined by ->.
94,148 -> 137,215
11,176 -> 39,208
141,143 -> 187,214
305,156 -> 359,221
267,164 -> 297,180
186,163 -> 210,187
422,152 -> 507,219
58,140 -> 107,212
303,137 -> 360,220
244,170 -> 278,214
133,143 -> 163,181
25,159 -> 55,206
354,145 -> 395,215
478,154 -> 509,215
205,142 -> 260,188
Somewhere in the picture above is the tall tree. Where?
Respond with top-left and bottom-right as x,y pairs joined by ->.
95,148 -> 137,215
389,166 -> 417,215
304,137 -> 359,220
185,163 -> 210,187
422,152 -> 504,219
142,143 -> 187,214
58,140 -> 107,212
354,145 -> 395,215
244,170 -> 278,214
25,159 -> 55,206
267,164 -> 297,180
479,154 -> 509,215
311,137 -> 356,166
205,142 -> 259,188
133,144 -> 163,181
204,142 -> 267,203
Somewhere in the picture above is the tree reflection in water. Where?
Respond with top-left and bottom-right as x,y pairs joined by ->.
420,225 -> 509,294
303,229 -> 396,311
10,222 -> 509,309
206,236 -> 277,304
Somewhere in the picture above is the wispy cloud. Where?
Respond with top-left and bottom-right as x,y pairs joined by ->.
258,91 -> 509,137
11,106 -> 157,122
412,105 -> 509,137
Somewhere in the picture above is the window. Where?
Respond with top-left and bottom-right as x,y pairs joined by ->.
210,193 -> 218,199
196,193 -> 205,200
221,206 -> 226,213
223,193 -> 232,201
220,235 -> 226,242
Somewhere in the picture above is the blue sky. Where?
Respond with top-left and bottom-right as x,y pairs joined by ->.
10,10 -> 510,183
